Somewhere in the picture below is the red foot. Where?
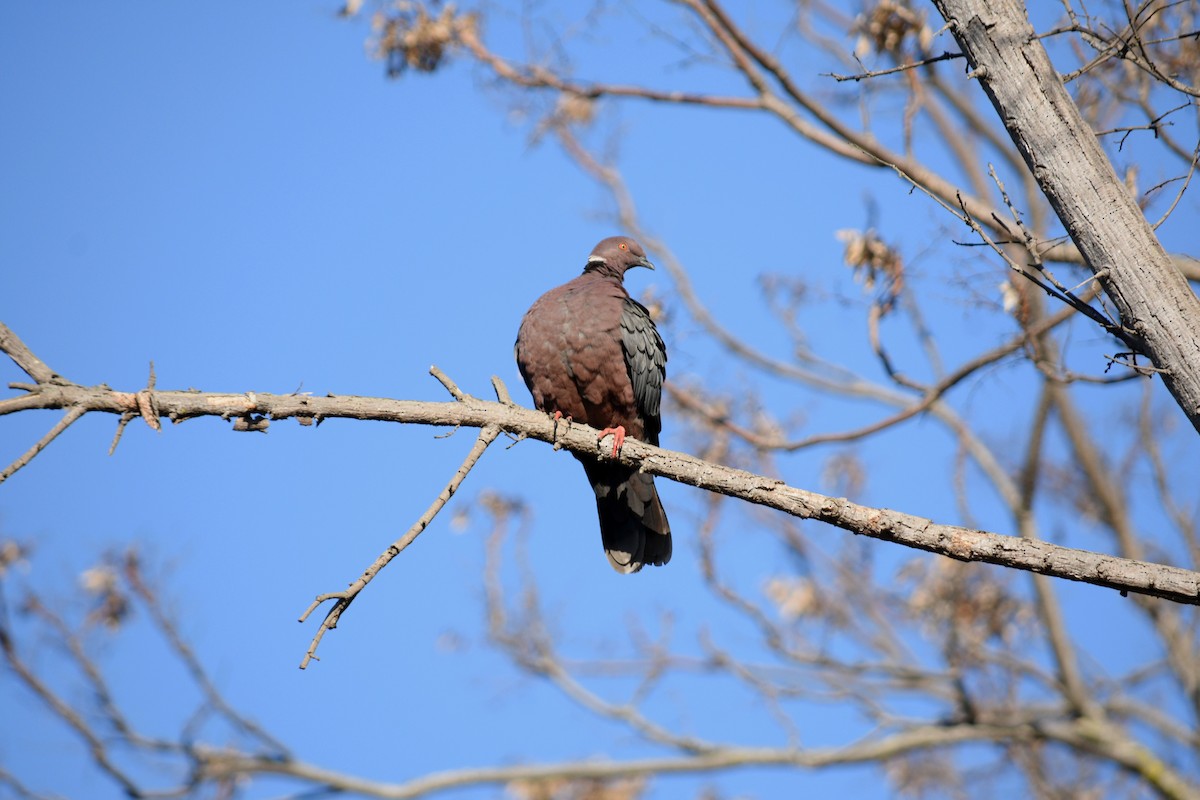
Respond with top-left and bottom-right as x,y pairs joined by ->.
597,425 -> 626,458
551,410 -> 572,442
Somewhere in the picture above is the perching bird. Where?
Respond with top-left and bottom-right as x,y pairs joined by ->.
515,236 -> 671,573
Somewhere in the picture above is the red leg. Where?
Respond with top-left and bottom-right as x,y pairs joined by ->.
597,425 -> 626,458
551,410 -> 572,441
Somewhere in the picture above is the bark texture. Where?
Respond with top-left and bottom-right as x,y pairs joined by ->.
5,371 -> 1199,606
932,0 -> 1200,431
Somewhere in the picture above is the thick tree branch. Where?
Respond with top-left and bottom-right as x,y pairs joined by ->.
2,325 -> 1197,606
931,0 -> 1200,432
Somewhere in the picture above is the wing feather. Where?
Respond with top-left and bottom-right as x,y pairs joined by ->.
619,298 -> 667,445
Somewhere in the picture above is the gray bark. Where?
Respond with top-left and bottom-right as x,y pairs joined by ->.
4,360 -> 1198,606
931,0 -> 1200,432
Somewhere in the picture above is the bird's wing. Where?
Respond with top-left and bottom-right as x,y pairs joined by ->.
619,298 -> 666,445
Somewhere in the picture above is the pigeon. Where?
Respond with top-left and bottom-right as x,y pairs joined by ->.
515,236 -> 671,573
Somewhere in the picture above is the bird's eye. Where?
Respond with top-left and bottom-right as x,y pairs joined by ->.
619,242 -> 628,251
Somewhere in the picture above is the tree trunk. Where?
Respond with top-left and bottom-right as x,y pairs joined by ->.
931,0 -> 1200,433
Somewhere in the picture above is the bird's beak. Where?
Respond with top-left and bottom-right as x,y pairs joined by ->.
635,256 -> 655,270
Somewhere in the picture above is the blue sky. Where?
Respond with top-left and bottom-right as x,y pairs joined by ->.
2,3 -> 1198,799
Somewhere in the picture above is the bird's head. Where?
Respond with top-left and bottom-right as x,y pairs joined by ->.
585,236 -> 654,277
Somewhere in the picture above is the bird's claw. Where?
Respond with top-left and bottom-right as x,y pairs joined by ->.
597,425 -> 626,458
552,410 -> 573,449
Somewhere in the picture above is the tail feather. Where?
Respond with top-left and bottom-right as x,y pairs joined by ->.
582,460 -> 672,573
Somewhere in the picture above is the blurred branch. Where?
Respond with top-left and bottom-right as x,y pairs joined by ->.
185,713 -> 1195,799
0,548 -> 288,798
668,295 -> 1093,452
454,19 -> 767,110
438,0 -> 1103,267
1059,5 -> 1200,99
120,554 -> 291,752
0,597 -> 147,797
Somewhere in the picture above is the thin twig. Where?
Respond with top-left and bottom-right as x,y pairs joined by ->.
108,412 -> 136,456
826,51 -> 963,82
669,297 -> 1088,451
885,153 -> 1131,345
298,422 -> 502,668
0,406 -> 86,485
1150,138 -> 1200,230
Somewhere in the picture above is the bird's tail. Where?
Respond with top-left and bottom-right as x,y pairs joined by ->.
581,460 -> 672,573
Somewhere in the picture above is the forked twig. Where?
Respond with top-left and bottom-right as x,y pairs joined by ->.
298,368 -> 501,668
876,156 -> 1134,347
0,322 -> 84,484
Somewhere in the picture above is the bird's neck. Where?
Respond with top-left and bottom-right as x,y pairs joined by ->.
582,263 -> 626,282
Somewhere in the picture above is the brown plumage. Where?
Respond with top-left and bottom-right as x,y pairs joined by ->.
514,236 -> 671,573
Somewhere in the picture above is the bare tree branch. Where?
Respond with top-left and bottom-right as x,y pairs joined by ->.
2,324 -> 1197,605
188,716 -> 1190,800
